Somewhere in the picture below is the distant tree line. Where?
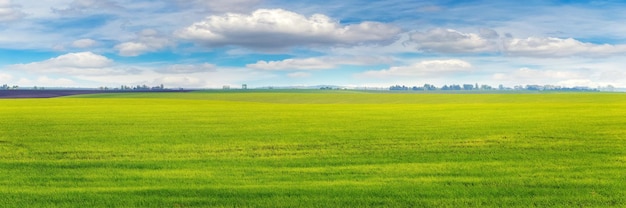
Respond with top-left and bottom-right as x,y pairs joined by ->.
319,86 -> 348,90
2,83 -> 184,91
100,84 -> 166,91
1,84 -> 45,90
1,84 -> 19,90
389,84 -> 600,92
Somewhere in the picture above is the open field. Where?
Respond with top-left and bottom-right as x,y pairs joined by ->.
1,91 -> 625,207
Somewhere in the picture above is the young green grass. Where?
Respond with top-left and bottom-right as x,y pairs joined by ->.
1,91 -> 625,207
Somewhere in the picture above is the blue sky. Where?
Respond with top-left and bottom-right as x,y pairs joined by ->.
1,0 -> 626,88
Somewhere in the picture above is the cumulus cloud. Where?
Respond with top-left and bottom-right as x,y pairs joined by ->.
52,0 -> 122,15
247,56 -> 393,70
361,59 -> 472,77
155,63 -> 216,74
115,29 -> 173,56
0,73 -> 13,83
405,28 -> 626,58
115,42 -> 151,57
71,38 -> 98,48
503,37 -> 626,57
177,8 -> 402,50
10,52 -> 130,76
31,52 -> 112,68
0,0 -> 25,22
409,28 -> 500,53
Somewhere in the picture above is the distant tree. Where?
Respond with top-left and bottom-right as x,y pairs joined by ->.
390,85 -> 409,90
526,85 -> 542,91
424,84 -> 437,90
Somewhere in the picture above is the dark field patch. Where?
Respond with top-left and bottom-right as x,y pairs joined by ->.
0,90 -> 191,98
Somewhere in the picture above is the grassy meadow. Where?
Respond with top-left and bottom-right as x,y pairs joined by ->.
1,90 -> 625,207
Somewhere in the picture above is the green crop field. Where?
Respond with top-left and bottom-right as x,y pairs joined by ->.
1,90 -> 625,207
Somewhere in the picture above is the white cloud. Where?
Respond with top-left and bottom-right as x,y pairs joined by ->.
152,76 -> 205,88
0,0 -> 25,22
491,5 -> 626,43
492,67 -> 588,86
330,33 -> 419,56
336,28 -> 626,58
248,58 -> 335,70
52,0 -> 122,15
598,69 -> 626,82
67,64 -> 276,89
36,76 -> 75,86
494,67 -> 583,80
556,79 -> 599,88
409,28 -> 500,53
10,52 -> 131,76
361,59 -> 472,77
174,0 -> 261,13
247,56 -> 392,70
35,52 -> 112,68
115,42 -> 151,56
71,38 -> 98,48
287,72 -> 312,78
405,28 -> 626,58
0,73 -> 13,83
155,63 -> 216,74
177,8 -> 402,50
22,76 -> 76,87
503,37 -> 626,57
115,29 -> 173,56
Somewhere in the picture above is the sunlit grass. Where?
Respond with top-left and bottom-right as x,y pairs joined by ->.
1,91 -> 625,207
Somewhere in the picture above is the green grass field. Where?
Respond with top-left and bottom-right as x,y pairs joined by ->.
1,91 -> 625,207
